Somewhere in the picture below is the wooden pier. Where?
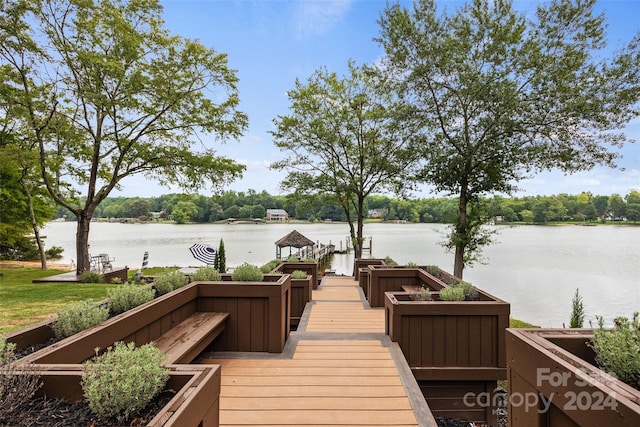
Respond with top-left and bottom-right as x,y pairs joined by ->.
201,276 -> 436,427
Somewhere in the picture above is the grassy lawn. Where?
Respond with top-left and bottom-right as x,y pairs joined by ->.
0,266 -> 117,334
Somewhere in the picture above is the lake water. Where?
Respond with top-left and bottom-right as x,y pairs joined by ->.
41,221 -> 639,328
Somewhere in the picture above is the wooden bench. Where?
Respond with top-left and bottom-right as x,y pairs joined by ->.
154,312 -> 229,364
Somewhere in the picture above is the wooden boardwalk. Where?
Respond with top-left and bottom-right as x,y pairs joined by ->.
201,276 -> 436,427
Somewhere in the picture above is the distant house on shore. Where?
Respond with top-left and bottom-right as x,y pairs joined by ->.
368,208 -> 387,219
266,209 -> 289,221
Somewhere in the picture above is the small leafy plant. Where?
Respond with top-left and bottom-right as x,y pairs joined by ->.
439,287 -> 465,301
410,286 -> 432,301
232,263 -> 264,281
191,266 -> 222,281
383,256 -> 398,266
261,259 -> 281,273
154,270 -> 187,295
54,300 -> 109,339
107,284 -> 155,315
290,270 -> 308,279
455,281 -> 478,300
589,312 -> 640,390
82,341 -> 169,422
79,271 -> 104,283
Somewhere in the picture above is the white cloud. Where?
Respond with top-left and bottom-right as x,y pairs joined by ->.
293,0 -> 352,40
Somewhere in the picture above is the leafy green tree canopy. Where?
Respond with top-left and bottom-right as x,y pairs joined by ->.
271,61 -> 420,258
378,0 -> 640,277
1,0 -> 248,272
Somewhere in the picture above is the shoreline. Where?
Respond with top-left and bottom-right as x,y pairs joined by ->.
0,260 -> 72,270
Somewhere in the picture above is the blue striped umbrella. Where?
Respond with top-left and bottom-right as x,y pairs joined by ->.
189,243 -> 216,265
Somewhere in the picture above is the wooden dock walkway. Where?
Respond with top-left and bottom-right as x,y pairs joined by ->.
201,276 -> 436,427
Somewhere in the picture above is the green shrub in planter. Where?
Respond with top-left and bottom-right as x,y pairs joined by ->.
154,270 -> 187,295
191,266 -> 222,281
455,281 -> 478,300
439,287 -> 465,301
54,300 -> 109,339
260,259 -> 281,273
291,270 -> 308,279
384,256 -> 398,266
107,284 -> 155,315
232,263 -> 264,281
82,341 -> 169,423
410,286 -> 432,301
589,312 -> 640,390
79,271 -> 104,283
0,336 -> 16,365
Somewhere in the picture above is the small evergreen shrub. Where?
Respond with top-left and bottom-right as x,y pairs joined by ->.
260,259 -> 281,273
287,256 -> 299,262
290,270 -> 308,279
154,270 -> 187,295
383,256 -> 398,266
589,313 -> 640,390
569,287 -> 585,328
79,271 -> 104,283
82,342 -> 169,422
107,284 -> 155,315
406,261 -> 417,267
439,287 -> 465,301
0,336 -> 16,365
54,300 -> 109,339
425,265 -> 440,276
455,281 -> 478,300
410,286 -> 432,301
303,258 -> 315,263
232,263 -> 264,281
191,266 -> 222,281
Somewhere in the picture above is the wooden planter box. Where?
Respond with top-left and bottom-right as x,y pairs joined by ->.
385,290 -> 510,425
507,328 -> 640,427
19,277 -> 291,364
289,275 -> 313,329
367,267 -> 449,308
198,274 -> 291,353
9,364 -> 221,427
274,261 -> 319,289
102,267 -> 129,283
353,258 -> 386,282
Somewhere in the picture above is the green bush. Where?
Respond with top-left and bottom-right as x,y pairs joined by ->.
290,270 -> 308,279
54,300 -> 109,339
107,284 -> 155,315
82,342 -> 169,422
303,258 -> 316,263
191,266 -> 222,281
454,281 -> 478,300
45,246 -> 64,259
154,270 -> 187,295
410,286 -> 432,301
406,261 -> 417,267
589,313 -> 640,390
232,263 -> 264,281
79,271 -> 104,283
260,259 -> 281,273
0,336 -> 16,365
287,256 -> 299,262
439,287 -> 465,301
383,256 -> 398,266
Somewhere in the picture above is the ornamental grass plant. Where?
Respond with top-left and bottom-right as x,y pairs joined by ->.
232,263 -> 264,281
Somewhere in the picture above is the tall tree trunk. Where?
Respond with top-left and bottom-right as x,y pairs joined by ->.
453,184 -> 468,279
355,194 -> 365,260
76,213 -> 92,274
19,179 -> 48,270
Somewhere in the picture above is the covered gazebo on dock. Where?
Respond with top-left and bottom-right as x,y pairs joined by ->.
275,229 -> 315,260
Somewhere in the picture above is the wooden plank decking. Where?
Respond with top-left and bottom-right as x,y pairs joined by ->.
201,276 -> 436,427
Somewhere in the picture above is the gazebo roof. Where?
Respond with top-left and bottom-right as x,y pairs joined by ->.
275,230 -> 315,248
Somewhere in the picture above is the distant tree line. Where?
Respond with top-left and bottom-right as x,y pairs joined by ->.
53,189 -> 640,225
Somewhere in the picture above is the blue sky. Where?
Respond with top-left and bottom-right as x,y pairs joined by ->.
116,0 -> 640,198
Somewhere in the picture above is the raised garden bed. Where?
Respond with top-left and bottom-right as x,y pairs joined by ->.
288,274 -> 313,329
17,275 -> 291,364
353,258 -> 386,282
274,260 -> 319,289
5,363 -> 221,427
367,266 -> 450,308
385,289 -> 510,425
507,328 -> 640,427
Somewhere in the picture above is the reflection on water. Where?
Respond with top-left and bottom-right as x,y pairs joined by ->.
42,221 -> 640,328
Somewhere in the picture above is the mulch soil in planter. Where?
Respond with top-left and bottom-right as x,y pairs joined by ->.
1,389 -> 176,427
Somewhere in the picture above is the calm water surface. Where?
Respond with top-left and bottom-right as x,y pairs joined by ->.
42,221 -> 639,328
